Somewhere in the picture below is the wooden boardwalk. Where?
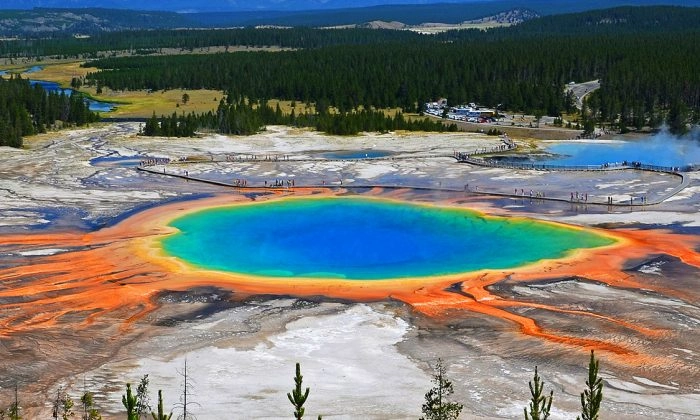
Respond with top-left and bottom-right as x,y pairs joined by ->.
447,135 -> 691,206
136,159 -> 690,208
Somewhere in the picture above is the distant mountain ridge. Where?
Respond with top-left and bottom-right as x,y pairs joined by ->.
0,4 -> 544,35
358,8 -> 539,31
1,5 -> 699,59
0,8 -> 189,35
463,8 -> 539,25
187,0 -> 700,27
2,0 -> 700,13
0,2 -> 699,36
508,5 -> 700,35
0,1 -> 470,13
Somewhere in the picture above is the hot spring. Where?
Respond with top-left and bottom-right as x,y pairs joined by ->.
498,129 -> 700,169
161,197 -> 614,280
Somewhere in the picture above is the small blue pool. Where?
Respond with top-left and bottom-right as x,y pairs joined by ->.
501,130 -> 699,169
543,139 -> 699,167
322,150 -> 393,159
89,155 -> 142,167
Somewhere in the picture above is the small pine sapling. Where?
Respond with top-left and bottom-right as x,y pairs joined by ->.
420,358 -> 463,420
8,384 -> 21,420
288,363 -> 310,420
150,390 -> 172,420
122,384 -> 138,420
80,391 -> 102,420
136,375 -> 151,418
287,363 -> 322,420
577,350 -> 603,420
524,366 -> 553,420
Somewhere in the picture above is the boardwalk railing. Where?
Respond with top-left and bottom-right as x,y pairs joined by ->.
454,132 -> 694,173
138,152 -> 458,167
133,128 -> 692,207
456,156 -> 691,173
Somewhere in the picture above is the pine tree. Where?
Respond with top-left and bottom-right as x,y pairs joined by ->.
53,388 -> 62,420
143,112 -> 159,136
287,362 -> 322,420
122,384 -> 138,420
420,358 -> 463,420
60,392 -> 74,420
288,362 -> 310,420
8,384 -> 20,420
150,391 -> 172,420
667,101 -> 688,135
524,366 -> 553,420
136,374 -> 151,418
80,391 -> 101,420
577,350 -> 603,420
582,119 -> 596,137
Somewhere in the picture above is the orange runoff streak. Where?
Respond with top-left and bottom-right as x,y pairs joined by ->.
0,189 -> 698,366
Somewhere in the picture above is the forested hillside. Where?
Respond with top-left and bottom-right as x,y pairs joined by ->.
4,0 -> 698,29
488,5 -> 700,35
142,96 -> 457,137
82,29 -> 699,127
0,27 -> 424,58
3,5 -> 698,140
5,6 -> 699,58
83,41 -> 572,114
232,0 -> 700,26
0,8 -> 190,36
0,77 -> 98,147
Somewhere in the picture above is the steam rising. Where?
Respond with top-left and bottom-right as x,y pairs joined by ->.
645,125 -> 700,167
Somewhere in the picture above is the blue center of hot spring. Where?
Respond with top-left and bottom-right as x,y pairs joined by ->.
161,197 -> 613,279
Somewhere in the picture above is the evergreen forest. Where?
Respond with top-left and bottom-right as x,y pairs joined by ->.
1,5 -> 699,142
0,27 -> 425,58
0,76 -> 98,148
83,29 -> 699,130
142,97 -> 457,137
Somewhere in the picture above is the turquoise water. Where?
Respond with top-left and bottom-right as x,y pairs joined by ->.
543,131 -> 700,167
161,198 -> 614,280
497,131 -> 700,168
544,140 -> 699,167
